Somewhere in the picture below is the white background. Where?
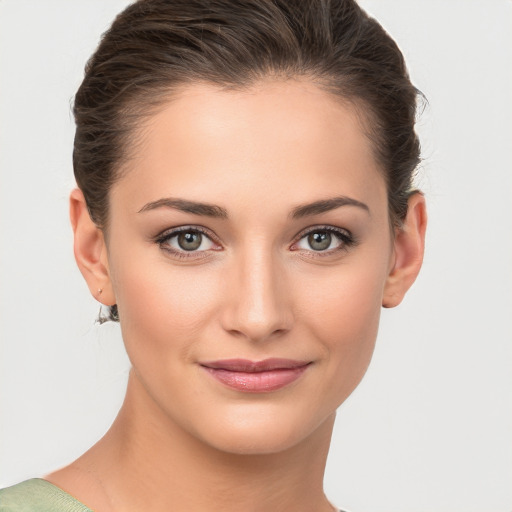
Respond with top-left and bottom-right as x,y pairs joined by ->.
0,1 -> 511,511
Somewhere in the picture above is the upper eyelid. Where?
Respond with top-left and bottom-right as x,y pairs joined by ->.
293,224 -> 352,240
155,225 -> 218,242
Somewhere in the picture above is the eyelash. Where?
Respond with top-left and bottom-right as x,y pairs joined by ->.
154,226 -> 221,261
154,224 -> 357,260
291,225 -> 357,258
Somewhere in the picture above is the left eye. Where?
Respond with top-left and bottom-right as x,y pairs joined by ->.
160,230 -> 216,252
294,229 -> 349,252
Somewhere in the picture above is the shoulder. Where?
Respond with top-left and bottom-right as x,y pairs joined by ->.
0,479 -> 92,512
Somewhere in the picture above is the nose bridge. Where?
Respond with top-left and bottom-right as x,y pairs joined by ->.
222,243 -> 292,342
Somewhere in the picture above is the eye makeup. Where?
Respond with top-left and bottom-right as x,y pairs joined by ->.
153,225 -> 222,261
290,224 -> 358,259
152,222 -> 358,262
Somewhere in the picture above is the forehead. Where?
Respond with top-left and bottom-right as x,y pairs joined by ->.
113,79 -> 387,216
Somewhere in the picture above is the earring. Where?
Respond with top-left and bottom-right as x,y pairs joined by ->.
97,288 -> 103,297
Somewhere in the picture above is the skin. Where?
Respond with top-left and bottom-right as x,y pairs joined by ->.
48,80 -> 426,512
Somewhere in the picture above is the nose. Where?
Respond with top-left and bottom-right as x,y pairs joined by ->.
220,247 -> 293,343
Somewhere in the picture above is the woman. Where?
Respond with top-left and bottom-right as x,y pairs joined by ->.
1,0 -> 426,510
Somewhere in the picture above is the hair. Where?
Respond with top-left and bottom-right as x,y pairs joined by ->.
74,0 -> 423,322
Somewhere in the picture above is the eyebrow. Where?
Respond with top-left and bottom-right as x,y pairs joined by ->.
137,195 -> 369,219
138,198 -> 228,218
290,196 -> 370,218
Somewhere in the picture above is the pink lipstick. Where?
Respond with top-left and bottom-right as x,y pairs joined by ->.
200,358 -> 311,392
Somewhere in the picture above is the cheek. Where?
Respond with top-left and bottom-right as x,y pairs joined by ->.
299,252 -> 386,333
108,249 -> 222,364
296,256 -> 388,395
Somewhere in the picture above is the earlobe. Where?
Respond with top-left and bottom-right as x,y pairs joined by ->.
70,188 -> 116,306
382,193 -> 427,308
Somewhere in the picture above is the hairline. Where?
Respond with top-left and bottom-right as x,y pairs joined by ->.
96,75 -> 402,235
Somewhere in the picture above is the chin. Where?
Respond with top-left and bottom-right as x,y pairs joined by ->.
191,404 -> 334,456
209,431 -> 300,456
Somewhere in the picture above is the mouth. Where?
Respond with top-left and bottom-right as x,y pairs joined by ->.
199,358 -> 312,392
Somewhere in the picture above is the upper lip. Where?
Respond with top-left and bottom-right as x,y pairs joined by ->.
200,358 -> 311,372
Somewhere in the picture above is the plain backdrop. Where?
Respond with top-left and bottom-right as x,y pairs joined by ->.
1,1 -> 511,511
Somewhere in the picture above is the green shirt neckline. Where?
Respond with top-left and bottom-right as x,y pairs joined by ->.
0,478 -> 93,512
1,478 -> 344,512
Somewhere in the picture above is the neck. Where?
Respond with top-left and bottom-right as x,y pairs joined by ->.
57,370 -> 336,512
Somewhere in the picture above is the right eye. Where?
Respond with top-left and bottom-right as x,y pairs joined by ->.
155,226 -> 221,259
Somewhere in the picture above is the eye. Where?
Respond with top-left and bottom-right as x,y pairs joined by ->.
173,231 -> 208,251
292,227 -> 355,254
155,227 -> 220,257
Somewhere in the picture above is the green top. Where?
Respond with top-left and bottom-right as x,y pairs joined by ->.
1,478 -> 344,511
0,479 -> 92,512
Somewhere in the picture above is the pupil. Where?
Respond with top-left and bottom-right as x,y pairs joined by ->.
308,231 -> 331,251
178,232 -> 202,251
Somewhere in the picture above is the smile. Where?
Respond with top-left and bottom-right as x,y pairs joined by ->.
200,358 -> 312,392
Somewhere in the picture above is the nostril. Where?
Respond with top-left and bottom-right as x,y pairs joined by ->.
219,257 -> 294,341
221,308 -> 293,343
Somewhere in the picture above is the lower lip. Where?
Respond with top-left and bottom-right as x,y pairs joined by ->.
202,366 -> 309,392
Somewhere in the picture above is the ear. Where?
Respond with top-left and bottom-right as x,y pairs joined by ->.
383,193 -> 427,308
70,188 -> 116,306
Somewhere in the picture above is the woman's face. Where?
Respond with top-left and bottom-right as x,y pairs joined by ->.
104,80 -> 395,454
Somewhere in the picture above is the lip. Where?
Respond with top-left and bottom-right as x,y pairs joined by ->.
200,358 -> 311,392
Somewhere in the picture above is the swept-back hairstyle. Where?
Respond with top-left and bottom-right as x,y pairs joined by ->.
74,0 -> 422,321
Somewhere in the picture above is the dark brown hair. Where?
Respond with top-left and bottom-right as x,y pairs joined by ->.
74,0 -> 422,321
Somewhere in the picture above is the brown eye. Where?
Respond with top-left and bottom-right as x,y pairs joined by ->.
178,232 -> 202,251
307,231 -> 332,251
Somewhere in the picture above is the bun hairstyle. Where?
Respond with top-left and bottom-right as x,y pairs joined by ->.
74,0 -> 422,322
